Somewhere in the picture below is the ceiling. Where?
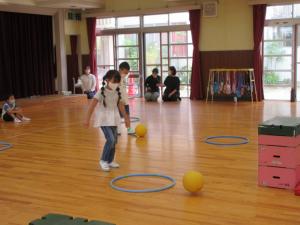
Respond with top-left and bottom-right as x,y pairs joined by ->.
0,0 -> 195,9
0,0 -> 200,16
0,0 -> 104,9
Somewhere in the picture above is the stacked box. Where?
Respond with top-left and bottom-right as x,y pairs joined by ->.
258,117 -> 300,190
29,214 -> 115,225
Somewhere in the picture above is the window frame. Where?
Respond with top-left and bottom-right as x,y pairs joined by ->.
96,12 -> 192,98
264,6 -> 296,100
116,16 -> 140,29
96,12 -> 190,31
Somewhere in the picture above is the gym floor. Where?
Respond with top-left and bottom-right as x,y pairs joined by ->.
0,96 -> 300,225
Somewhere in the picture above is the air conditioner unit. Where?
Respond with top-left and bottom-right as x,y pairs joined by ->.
202,1 -> 218,17
66,10 -> 82,21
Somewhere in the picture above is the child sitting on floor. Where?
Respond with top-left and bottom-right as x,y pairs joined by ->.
1,94 -> 31,123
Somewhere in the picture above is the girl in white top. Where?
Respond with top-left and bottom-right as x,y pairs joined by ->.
84,70 -> 130,172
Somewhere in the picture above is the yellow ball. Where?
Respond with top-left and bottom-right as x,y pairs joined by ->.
183,171 -> 204,193
135,124 -> 147,137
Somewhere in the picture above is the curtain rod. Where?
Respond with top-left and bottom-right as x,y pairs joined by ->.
83,4 -> 201,18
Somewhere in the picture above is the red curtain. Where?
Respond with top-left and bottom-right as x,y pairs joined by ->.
86,17 -> 98,90
68,35 -> 79,91
253,4 -> 267,101
70,35 -> 78,57
189,10 -> 203,100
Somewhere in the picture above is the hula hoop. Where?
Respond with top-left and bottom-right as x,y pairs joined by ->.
122,116 -> 140,123
110,173 -> 176,193
204,136 -> 249,146
0,141 -> 12,152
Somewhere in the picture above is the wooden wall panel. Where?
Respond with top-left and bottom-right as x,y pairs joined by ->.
200,50 -> 254,98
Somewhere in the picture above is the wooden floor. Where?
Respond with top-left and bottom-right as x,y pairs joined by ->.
1,95 -> 300,225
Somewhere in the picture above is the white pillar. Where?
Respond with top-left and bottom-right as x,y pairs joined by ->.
54,9 -> 68,93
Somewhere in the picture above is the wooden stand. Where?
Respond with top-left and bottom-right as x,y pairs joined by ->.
206,68 -> 258,102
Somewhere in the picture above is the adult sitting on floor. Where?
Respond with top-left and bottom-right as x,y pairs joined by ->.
145,68 -> 162,102
162,66 -> 181,102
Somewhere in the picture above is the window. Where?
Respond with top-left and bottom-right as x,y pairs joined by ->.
97,12 -> 190,30
143,14 -> 169,27
266,4 -> 300,20
294,4 -> 300,17
169,31 -> 193,97
117,33 -> 140,97
296,25 -> 300,100
97,18 -> 115,30
264,4 -> 300,100
96,35 -> 115,82
96,12 -> 191,98
117,16 -> 140,28
169,12 -> 190,25
263,26 -> 292,100
143,12 -> 190,27
266,5 -> 293,20
145,31 -> 193,98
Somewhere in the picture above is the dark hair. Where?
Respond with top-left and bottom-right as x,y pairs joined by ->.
84,66 -> 91,74
6,94 -> 14,101
152,68 -> 159,74
169,66 -> 176,76
101,70 -> 122,107
119,62 -> 130,71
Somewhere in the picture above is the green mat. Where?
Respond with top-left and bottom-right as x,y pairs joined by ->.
258,116 -> 300,137
29,214 -> 115,225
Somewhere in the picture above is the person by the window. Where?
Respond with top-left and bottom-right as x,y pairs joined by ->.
162,66 -> 181,102
145,68 -> 162,102
75,66 -> 97,99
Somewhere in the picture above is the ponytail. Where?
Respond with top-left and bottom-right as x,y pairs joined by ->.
116,87 -> 122,106
101,70 -> 122,108
101,79 -> 107,107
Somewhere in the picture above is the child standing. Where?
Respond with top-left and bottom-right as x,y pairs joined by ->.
1,94 -> 31,123
84,70 -> 130,172
75,66 -> 97,99
118,62 -> 135,135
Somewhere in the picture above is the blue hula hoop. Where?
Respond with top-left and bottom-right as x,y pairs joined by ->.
204,136 -> 249,146
0,141 -> 12,152
110,173 -> 176,193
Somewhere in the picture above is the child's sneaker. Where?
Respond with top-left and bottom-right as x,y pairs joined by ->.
99,160 -> 110,172
127,127 -> 135,135
109,161 -> 120,168
22,117 -> 31,121
14,118 -> 22,123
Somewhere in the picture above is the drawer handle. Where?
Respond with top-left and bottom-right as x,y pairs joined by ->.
273,155 -> 280,158
273,176 -> 280,179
